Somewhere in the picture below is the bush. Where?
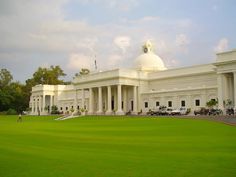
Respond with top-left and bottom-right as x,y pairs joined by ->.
51,110 -> 60,114
0,111 -> 7,115
51,105 -> 59,114
7,108 -> 17,115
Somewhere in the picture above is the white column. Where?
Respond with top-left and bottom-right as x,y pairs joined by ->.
38,96 -> 42,114
217,74 -> 224,110
32,96 -> 35,114
116,85 -> 124,115
234,72 -> 236,107
228,75 -> 233,102
35,96 -> 38,114
73,89 -> 78,112
88,88 -> 94,114
123,86 -> 127,113
52,95 -> 54,106
137,86 -> 140,112
224,75 -> 229,100
42,94 -> 45,114
133,86 -> 137,114
81,89 -> 85,110
49,95 -> 53,113
97,87 -> 103,114
106,86 -> 112,114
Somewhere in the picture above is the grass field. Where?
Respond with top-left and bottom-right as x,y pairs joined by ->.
0,115 -> 236,177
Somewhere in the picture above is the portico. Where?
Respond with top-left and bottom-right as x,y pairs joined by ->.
75,84 -> 138,115
30,94 -> 54,115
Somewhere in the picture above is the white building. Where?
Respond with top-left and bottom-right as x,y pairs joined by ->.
29,41 -> 236,115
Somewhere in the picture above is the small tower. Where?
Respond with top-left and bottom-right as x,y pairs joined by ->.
142,40 -> 153,53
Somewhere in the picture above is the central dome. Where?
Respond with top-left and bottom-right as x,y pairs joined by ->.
134,41 -> 166,71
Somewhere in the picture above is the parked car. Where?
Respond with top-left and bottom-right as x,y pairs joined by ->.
153,106 -> 167,115
166,108 -> 173,115
171,109 -> 181,115
170,107 -> 190,115
226,108 -> 235,115
152,108 -> 160,115
194,107 -> 209,115
208,109 -> 223,116
180,107 -> 191,115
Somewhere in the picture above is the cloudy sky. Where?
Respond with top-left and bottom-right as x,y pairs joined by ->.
0,0 -> 235,82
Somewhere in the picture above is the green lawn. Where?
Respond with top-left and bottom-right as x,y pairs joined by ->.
0,115 -> 236,177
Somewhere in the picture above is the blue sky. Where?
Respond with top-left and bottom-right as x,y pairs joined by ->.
0,0 -> 235,82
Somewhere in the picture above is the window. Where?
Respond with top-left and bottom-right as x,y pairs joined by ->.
60,107 -> 63,110
195,99 -> 200,106
156,101 -> 160,107
144,102 -> 148,108
181,100 -> 185,107
168,101 -> 172,107
66,107 -> 68,110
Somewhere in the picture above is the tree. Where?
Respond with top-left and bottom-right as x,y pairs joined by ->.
0,69 -> 14,112
0,68 -> 13,88
0,69 -> 28,113
8,82 -> 28,113
26,65 -> 66,85
0,66 -> 67,113
206,99 -> 218,108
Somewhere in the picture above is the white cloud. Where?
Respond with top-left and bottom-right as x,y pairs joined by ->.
175,34 -> 190,46
214,38 -> 228,53
67,53 -> 94,70
0,0 -> 210,82
113,36 -> 131,53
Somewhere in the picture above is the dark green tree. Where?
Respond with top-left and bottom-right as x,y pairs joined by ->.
0,68 -> 13,88
206,99 -> 218,108
26,65 -> 66,85
0,69 -> 28,113
0,66 -> 67,113
0,69 -> 14,111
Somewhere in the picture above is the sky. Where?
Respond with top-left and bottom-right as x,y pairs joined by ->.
0,0 -> 236,82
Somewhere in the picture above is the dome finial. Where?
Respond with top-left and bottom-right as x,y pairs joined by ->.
142,40 -> 153,53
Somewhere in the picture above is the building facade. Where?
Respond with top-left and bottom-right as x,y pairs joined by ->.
29,41 -> 236,115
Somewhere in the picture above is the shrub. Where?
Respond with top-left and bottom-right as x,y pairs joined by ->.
51,105 -> 59,114
0,111 -> 7,115
7,108 -> 17,115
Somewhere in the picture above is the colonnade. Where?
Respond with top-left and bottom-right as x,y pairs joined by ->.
76,85 -> 138,115
31,95 -> 54,114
